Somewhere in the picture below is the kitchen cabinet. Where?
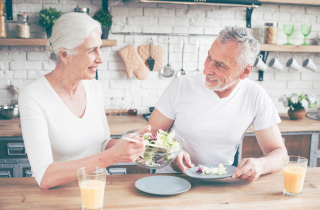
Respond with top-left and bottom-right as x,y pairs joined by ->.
241,134 -> 312,161
107,164 -> 150,175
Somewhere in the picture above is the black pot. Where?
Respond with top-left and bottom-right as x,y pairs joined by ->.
45,27 -> 52,38
101,26 -> 110,39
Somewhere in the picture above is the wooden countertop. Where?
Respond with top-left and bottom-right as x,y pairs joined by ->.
0,115 -> 147,137
1,113 -> 320,137
1,168 -> 319,209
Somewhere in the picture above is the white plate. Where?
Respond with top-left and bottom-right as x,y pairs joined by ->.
186,164 -> 236,180
135,176 -> 191,195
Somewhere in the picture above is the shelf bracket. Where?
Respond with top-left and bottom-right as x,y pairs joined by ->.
102,0 -> 109,11
246,7 -> 254,28
258,51 -> 269,82
6,0 -> 13,20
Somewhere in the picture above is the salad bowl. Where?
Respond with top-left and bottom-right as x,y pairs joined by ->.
122,129 -> 182,169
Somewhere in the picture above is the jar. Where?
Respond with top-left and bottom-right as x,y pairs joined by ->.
74,6 -> 89,15
120,97 -> 128,116
16,14 -> 30,38
128,99 -> 137,116
264,22 -> 278,44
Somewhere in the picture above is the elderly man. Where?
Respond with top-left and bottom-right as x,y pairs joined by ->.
148,26 -> 287,182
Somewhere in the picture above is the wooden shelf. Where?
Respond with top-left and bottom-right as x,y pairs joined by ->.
260,0 -> 320,6
0,38 -> 117,47
260,44 -> 320,52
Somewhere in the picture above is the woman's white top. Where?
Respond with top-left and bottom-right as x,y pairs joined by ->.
18,76 -> 110,186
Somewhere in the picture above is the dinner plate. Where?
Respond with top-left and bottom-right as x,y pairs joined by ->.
186,164 -> 236,180
135,175 -> 191,195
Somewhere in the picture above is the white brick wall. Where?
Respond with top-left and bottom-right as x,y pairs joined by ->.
1,0 -> 320,113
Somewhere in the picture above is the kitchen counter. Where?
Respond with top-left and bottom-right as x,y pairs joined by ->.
0,114 -> 147,137
1,113 -> 320,137
0,168 -> 319,209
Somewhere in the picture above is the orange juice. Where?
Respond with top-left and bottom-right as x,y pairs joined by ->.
283,165 -> 306,193
80,180 -> 105,209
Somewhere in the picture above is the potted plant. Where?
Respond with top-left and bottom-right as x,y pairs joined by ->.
38,6 -> 61,38
93,8 -> 112,39
279,91 -> 318,120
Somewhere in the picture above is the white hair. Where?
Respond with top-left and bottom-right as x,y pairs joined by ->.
218,26 -> 260,71
46,12 -> 102,63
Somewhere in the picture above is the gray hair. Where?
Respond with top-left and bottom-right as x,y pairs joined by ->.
218,26 -> 260,71
46,12 -> 102,64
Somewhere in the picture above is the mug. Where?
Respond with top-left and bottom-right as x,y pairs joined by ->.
254,54 -> 267,71
302,55 -> 317,71
268,55 -> 283,70
286,55 -> 301,71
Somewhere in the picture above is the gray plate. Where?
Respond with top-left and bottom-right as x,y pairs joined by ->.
186,164 -> 236,180
135,176 -> 191,195
307,112 -> 320,121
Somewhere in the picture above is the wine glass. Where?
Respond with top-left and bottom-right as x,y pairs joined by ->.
301,24 -> 312,45
283,23 -> 294,45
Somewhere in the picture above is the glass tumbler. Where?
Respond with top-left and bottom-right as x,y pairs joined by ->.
283,156 -> 308,197
78,167 -> 107,210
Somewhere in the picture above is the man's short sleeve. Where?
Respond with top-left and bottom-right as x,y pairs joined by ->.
155,78 -> 180,120
253,88 -> 281,131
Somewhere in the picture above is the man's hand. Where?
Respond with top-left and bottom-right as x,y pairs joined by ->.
170,150 -> 195,173
231,158 -> 263,182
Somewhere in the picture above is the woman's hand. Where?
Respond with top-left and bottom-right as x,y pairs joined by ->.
108,125 -> 152,163
109,139 -> 148,163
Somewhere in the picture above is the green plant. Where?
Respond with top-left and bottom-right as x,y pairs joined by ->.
279,91 -> 318,110
93,9 -> 112,27
38,6 -> 61,28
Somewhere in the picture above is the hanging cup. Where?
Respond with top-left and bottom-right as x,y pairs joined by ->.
286,55 -> 301,71
254,54 -> 267,71
268,55 -> 283,70
302,55 -> 317,71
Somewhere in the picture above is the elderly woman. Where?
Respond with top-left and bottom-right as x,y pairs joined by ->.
18,13 -> 148,190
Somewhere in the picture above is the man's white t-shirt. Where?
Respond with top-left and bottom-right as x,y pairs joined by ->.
19,76 -> 110,185
156,73 -> 281,173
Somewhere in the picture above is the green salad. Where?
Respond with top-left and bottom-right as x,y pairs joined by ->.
136,129 -> 181,168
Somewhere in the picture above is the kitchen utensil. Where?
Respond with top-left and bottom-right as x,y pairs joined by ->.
160,38 -> 174,78
186,164 -> 237,181
1,105 -> 19,119
135,176 -> 191,195
146,38 -> 155,71
177,39 -> 186,77
193,39 -> 201,74
10,84 -> 19,94
122,137 -> 166,149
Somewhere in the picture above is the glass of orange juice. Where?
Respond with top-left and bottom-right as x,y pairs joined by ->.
77,167 -> 107,210
283,156 -> 308,197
